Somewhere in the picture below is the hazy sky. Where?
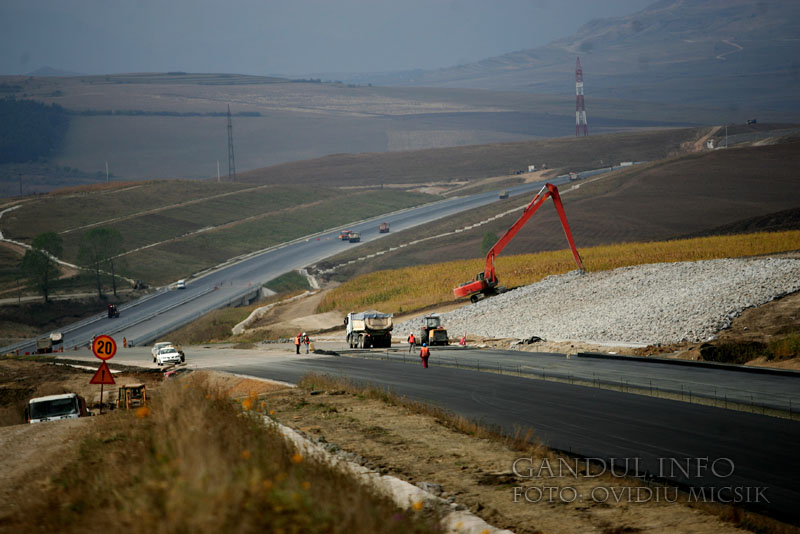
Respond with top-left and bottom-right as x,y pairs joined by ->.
1,0 -> 653,77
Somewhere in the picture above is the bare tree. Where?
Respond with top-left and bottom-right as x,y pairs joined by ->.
20,232 -> 62,302
78,228 -> 123,298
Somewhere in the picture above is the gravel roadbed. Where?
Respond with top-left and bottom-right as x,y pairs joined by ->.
397,258 -> 800,346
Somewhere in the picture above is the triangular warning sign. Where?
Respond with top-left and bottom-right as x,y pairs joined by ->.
90,361 -> 116,385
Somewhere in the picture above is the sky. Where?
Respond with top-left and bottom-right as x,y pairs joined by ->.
0,0 -> 654,77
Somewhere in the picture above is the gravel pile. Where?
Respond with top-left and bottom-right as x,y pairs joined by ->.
396,258 -> 800,346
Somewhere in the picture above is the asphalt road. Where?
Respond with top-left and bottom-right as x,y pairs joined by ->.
5,176 -> 572,355
61,344 -> 800,524
338,346 -> 800,414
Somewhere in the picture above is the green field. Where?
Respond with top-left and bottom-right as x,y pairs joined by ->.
0,180 -> 437,289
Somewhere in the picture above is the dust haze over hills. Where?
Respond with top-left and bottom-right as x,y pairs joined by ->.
0,0 -> 798,191
358,0 -> 800,117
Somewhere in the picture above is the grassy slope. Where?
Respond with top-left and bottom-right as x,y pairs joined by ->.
5,375 -> 441,533
1,179 -> 436,288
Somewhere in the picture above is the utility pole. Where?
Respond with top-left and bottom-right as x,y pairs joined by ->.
575,57 -> 589,137
227,105 -> 236,182
217,160 -> 220,183
105,161 -> 109,183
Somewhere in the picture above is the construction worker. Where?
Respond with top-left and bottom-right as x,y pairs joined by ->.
302,332 -> 310,354
294,333 -> 302,354
407,332 -> 416,353
419,343 -> 430,368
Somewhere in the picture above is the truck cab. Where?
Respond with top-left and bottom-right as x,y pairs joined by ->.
26,393 -> 88,423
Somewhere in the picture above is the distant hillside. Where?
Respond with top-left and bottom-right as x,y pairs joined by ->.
238,126 -> 708,187
365,0 -> 800,118
320,138 -> 800,279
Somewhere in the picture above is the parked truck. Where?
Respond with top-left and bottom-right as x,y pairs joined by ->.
36,332 -> 63,354
345,311 -> 393,348
26,393 -> 88,423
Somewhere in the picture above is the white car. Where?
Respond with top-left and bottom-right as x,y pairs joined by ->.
151,342 -> 173,361
155,346 -> 182,366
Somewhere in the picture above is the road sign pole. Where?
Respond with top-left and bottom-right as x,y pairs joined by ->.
91,336 -> 117,414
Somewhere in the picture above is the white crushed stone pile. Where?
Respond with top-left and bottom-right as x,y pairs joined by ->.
397,258 -> 800,345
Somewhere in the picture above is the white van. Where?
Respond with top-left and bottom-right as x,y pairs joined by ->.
176,279 -> 186,290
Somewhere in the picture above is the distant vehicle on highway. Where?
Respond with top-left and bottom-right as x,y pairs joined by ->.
498,190 -> 509,199
107,304 -> 120,318
155,346 -> 182,366
176,279 -> 186,290
26,393 -> 88,424
338,230 -> 352,240
379,222 -> 390,233
348,232 -> 361,243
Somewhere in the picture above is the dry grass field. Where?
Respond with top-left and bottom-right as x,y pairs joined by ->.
317,230 -> 800,315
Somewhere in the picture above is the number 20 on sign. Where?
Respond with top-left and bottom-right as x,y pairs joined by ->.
92,335 -> 117,360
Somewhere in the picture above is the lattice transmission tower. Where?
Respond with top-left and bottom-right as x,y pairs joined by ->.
575,57 -> 589,137
227,105 -> 237,182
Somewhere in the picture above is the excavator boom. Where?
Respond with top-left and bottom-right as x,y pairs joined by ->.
453,183 -> 584,300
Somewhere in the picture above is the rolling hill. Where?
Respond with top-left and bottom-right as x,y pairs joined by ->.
364,0 -> 800,119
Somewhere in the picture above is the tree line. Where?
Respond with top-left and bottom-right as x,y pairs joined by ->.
0,98 -> 69,164
21,228 -> 124,302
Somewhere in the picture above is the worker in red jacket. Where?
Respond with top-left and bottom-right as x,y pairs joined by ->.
407,332 -> 416,353
294,333 -> 302,354
419,343 -> 430,368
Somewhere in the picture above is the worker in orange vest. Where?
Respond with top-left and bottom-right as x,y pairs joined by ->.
294,333 -> 302,354
419,343 -> 430,368
407,332 -> 416,353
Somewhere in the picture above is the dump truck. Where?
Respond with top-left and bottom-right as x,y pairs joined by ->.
419,314 -> 448,346
379,222 -> 390,233
26,393 -> 88,423
35,333 -> 62,354
345,311 -> 393,348
348,232 -> 361,243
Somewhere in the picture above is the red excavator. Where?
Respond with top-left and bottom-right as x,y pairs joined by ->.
453,183 -> 584,303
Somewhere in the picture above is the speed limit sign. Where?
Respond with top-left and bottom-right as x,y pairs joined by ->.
92,335 -> 117,360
